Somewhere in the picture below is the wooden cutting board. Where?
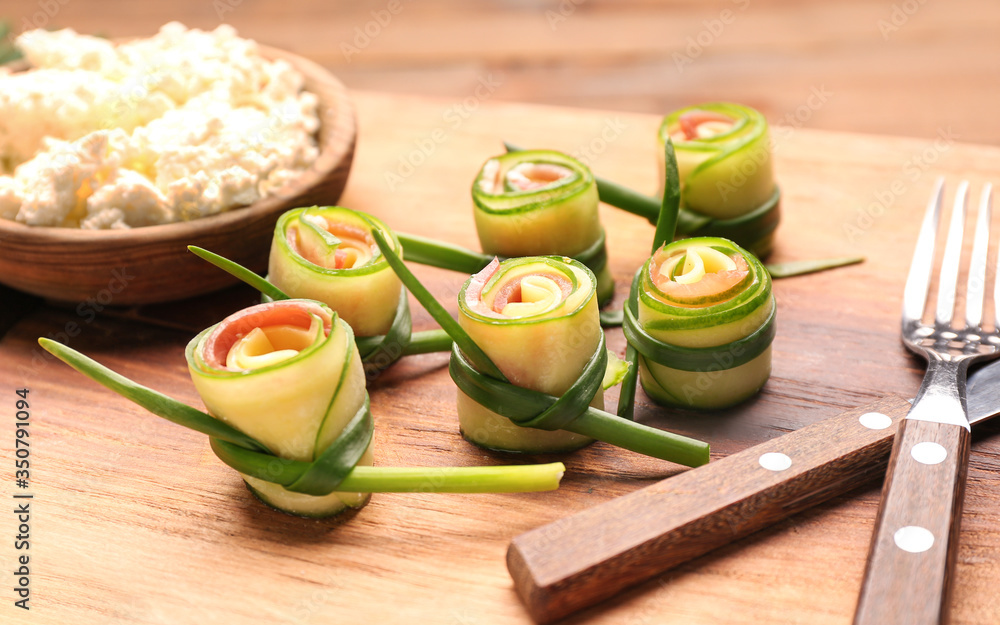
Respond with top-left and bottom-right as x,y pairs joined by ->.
2,91 -> 1000,625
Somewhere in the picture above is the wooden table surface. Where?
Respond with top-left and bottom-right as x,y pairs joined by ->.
2,89 -> 1000,624
0,0 -> 998,144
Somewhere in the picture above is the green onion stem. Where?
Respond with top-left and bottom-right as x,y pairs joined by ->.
599,309 -> 624,327
503,141 -> 710,234
377,228 -> 710,467
766,256 -> 865,278
38,338 -> 267,452
397,232 -> 493,274
41,338 -> 564,494
595,175 -> 661,223
212,436 -> 564,493
188,247 -> 453,371
652,139 -> 681,253
372,229 -> 508,381
187,246 -> 290,302
338,463 -> 565,492
403,329 -> 454,355
573,407 -> 708,467
616,343 -> 641,421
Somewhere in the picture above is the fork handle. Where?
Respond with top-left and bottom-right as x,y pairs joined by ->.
853,418 -> 970,625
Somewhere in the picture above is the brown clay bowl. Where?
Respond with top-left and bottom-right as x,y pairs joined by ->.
0,45 -> 356,305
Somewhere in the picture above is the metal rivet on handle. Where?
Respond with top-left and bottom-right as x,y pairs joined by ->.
894,526 -> 935,553
911,441 -> 948,465
859,412 -> 892,430
758,452 -> 792,472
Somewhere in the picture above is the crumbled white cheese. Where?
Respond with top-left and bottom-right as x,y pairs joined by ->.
0,23 -> 321,229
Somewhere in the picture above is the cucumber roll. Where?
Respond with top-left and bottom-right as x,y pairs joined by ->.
187,299 -> 373,517
268,207 -> 403,337
658,103 -> 781,257
472,150 -> 614,305
456,256 -> 601,453
625,237 -> 775,410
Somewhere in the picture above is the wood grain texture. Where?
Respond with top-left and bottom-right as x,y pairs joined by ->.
854,418 -> 972,625
507,396 -> 913,623
0,45 -> 356,305
4,0 -> 998,145
2,93 -> 1000,625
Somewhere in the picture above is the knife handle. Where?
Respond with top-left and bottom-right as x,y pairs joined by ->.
852,418 -> 970,625
507,395 -> 912,624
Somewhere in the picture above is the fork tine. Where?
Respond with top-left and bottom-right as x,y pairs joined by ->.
935,181 -> 969,326
903,178 -> 944,324
966,183 -> 991,328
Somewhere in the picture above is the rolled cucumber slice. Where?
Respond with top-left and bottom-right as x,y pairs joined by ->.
658,102 -> 777,221
472,150 -> 614,304
268,207 -> 403,337
629,237 -> 775,410
457,256 -> 602,452
187,299 -> 372,518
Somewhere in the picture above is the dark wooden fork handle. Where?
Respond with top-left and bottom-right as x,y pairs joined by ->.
853,418 -> 971,625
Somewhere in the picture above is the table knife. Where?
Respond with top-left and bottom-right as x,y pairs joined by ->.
507,361 -> 1000,624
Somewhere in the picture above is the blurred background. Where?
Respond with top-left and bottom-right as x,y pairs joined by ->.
2,0 -> 998,145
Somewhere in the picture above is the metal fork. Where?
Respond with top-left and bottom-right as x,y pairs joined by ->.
854,180 -> 997,625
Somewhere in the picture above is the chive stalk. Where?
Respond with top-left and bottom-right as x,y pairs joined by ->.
38,302 -> 566,519
373,230 -> 710,466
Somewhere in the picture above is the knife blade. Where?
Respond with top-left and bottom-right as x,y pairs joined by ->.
507,361 -> 1000,624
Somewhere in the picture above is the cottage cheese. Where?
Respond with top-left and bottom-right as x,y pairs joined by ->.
0,23 -> 320,229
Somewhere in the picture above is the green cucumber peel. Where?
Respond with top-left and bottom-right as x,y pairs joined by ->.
39,338 -> 563,495
602,350 -> 631,390
187,246 -> 290,302
356,286 -> 413,376
623,247 -> 776,373
459,255 -> 592,327
503,142 -> 776,253
658,103 -> 767,199
298,208 -> 343,262
397,228 -> 609,287
374,230 -> 708,465
473,149 -> 592,216
624,300 -> 776,372
275,207 -> 399,278
371,228 -> 508,382
765,256 -> 865,278
638,237 -> 771,331
190,246 -> 451,374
